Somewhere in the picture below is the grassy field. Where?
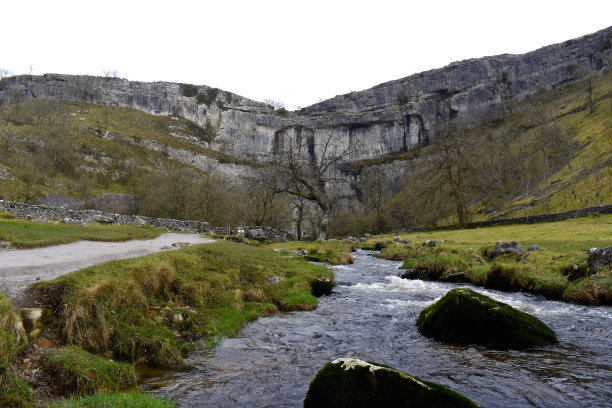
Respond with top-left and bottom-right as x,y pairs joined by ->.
360,215 -> 612,305
0,213 -> 164,248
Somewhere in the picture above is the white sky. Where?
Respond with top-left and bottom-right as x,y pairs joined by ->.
2,0 -> 611,110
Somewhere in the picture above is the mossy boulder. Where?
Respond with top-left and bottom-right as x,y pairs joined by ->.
304,358 -> 478,408
417,288 -> 557,349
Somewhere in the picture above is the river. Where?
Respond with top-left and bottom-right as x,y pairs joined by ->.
143,250 -> 612,407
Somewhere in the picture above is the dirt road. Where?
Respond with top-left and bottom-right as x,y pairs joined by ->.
0,233 -> 214,305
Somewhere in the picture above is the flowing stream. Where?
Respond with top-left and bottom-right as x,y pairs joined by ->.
142,250 -> 612,407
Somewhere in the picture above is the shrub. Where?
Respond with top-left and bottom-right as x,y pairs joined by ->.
179,83 -> 199,98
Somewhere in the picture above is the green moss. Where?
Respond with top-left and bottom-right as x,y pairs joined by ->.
417,288 -> 557,349
44,346 -> 137,395
304,358 -> 478,408
48,392 -> 175,408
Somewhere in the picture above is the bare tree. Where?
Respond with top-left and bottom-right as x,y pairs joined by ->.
272,129 -> 352,240
361,167 -> 390,232
238,168 -> 289,228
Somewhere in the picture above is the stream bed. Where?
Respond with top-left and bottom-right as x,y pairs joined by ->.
143,250 -> 612,407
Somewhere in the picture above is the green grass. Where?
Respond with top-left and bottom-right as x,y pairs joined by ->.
48,392 -> 175,408
0,292 -> 30,408
370,215 -> 612,304
30,241 -> 333,365
0,218 -> 164,248
44,346 -> 137,396
266,240 -> 355,265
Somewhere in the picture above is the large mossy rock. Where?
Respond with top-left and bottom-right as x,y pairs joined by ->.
417,288 -> 557,349
304,358 -> 478,408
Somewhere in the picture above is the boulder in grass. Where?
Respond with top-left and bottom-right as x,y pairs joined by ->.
587,247 -> 612,270
304,358 -> 478,408
417,288 -> 557,349
483,241 -> 524,260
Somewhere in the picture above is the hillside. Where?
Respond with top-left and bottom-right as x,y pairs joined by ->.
368,70 -> 612,229
0,26 -> 610,235
0,101 -> 249,225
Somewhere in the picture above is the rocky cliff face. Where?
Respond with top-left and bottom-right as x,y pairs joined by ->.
1,26 -> 610,164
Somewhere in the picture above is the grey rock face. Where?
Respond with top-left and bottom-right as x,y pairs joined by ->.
1,27 -> 609,165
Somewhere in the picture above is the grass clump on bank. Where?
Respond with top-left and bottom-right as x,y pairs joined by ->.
0,217 -> 164,248
0,292 -> 31,407
49,392 -> 175,408
267,240 -> 355,265
44,346 -> 137,396
371,215 -> 612,305
31,240 -> 332,365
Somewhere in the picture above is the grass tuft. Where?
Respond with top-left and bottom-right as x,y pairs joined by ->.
44,346 -> 137,396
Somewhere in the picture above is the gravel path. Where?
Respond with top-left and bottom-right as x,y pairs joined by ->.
0,233 -> 214,306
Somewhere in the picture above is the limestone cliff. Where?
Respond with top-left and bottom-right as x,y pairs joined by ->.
1,26 -> 610,164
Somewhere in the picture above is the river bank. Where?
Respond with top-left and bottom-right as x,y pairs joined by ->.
142,250 -> 612,407
1,240 -> 333,406
357,215 -> 612,306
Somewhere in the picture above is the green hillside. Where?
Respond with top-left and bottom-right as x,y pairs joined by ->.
0,71 -> 610,233
0,101 -> 246,224
379,70 -> 612,229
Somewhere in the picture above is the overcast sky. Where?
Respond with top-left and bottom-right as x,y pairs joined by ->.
2,0 -> 611,109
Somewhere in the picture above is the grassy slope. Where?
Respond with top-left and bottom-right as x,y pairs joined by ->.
377,71 -> 611,225
497,71 -> 612,217
0,101 -> 242,202
360,214 -> 612,304
0,214 -> 164,248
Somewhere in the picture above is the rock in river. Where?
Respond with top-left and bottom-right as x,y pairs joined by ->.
417,288 -> 557,349
304,358 -> 478,408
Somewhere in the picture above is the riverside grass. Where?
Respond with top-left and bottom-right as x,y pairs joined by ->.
31,240 -> 332,365
0,292 -> 30,408
44,346 -> 137,396
48,392 -> 175,408
266,240 -> 355,265
0,215 -> 164,248
361,214 -> 612,305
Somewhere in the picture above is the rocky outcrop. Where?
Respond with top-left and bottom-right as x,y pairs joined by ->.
1,27 -> 609,164
417,288 -> 557,349
587,247 -> 612,270
19,307 -> 52,342
304,358 -> 478,408
483,241 -> 525,260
